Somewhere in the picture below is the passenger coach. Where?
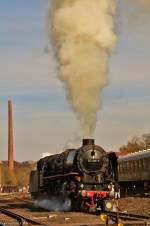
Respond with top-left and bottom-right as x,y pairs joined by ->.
118,149 -> 150,195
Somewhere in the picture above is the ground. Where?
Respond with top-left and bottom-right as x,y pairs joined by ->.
0,193 -> 150,225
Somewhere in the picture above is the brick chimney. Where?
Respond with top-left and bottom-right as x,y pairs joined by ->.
8,100 -> 14,170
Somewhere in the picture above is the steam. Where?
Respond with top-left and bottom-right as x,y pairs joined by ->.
49,0 -> 117,136
34,197 -> 71,211
63,132 -> 81,150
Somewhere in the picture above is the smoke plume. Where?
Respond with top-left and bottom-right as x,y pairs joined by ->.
49,0 -> 117,136
34,197 -> 71,211
63,132 -> 81,150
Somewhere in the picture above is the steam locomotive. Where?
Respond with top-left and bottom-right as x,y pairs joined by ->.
30,139 -> 118,212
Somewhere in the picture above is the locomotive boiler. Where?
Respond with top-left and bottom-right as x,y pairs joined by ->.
30,139 -> 118,212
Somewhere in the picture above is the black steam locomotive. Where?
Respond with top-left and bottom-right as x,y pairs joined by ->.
30,139 -> 118,212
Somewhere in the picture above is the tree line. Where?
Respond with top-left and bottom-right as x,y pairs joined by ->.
119,133 -> 150,154
0,133 -> 150,186
0,161 -> 36,187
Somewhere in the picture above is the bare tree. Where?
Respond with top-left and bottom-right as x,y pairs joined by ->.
119,136 -> 146,154
143,133 -> 150,149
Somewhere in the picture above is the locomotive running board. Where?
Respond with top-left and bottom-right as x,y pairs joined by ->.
43,172 -> 79,181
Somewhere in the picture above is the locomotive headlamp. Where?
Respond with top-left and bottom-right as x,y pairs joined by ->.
80,183 -> 84,189
105,201 -> 112,210
81,190 -> 87,197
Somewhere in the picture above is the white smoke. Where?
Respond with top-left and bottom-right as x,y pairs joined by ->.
63,132 -> 82,150
48,0 -> 117,136
34,197 -> 71,211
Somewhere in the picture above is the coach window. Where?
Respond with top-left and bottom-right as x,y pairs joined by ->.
120,164 -> 123,172
141,159 -> 144,168
120,163 -> 123,172
143,158 -> 146,169
146,158 -> 149,169
139,159 -> 142,168
133,161 -> 136,171
131,161 -> 134,170
120,164 -> 122,172
129,161 -> 132,170
122,162 -> 125,172
123,162 -> 125,171
120,162 -> 124,173
135,161 -> 138,170
137,160 -> 139,169
126,162 -> 129,170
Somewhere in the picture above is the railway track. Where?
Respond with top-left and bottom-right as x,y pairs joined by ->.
0,193 -> 15,201
99,211 -> 150,225
0,194 -> 150,225
0,207 -> 150,226
105,211 -> 150,220
0,207 -> 47,226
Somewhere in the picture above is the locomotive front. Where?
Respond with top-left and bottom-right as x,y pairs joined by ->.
73,139 -> 117,212
30,139 -> 118,212
77,139 -> 108,176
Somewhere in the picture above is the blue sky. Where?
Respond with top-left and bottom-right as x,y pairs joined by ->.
0,0 -> 150,161
0,1 -> 45,53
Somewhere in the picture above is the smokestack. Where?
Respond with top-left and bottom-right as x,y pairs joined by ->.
8,100 -> 14,170
82,139 -> 94,146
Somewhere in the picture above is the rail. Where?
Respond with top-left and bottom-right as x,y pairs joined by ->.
0,207 -> 47,226
103,210 -> 150,225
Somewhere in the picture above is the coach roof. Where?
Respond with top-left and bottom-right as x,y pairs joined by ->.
118,149 -> 150,162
